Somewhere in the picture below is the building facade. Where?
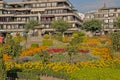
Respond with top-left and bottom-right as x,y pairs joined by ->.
84,7 -> 120,33
0,0 -> 82,35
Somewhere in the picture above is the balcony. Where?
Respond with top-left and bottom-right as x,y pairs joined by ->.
0,21 -> 25,24
0,29 -> 25,32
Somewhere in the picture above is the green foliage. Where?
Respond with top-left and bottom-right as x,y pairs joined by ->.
31,44 -> 39,48
111,32 -> 120,52
114,17 -> 120,29
3,34 -> 22,57
66,45 -> 78,63
52,33 -> 62,41
0,59 -> 6,80
70,31 -> 85,45
70,37 -> 83,46
43,34 -> 50,39
51,20 -> 71,33
72,33 -> 79,38
25,19 -> 39,30
39,50 -> 51,65
42,39 -> 53,46
82,19 -> 102,32
72,31 -> 85,38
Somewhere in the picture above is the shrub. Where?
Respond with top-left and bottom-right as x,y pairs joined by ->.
43,34 -> 50,39
72,33 -> 79,38
111,32 -> 120,52
31,44 -> 39,48
42,39 -> 53,46
62,37 -> 71,43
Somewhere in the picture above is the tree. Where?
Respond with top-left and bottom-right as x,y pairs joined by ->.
25,20 -> 39,36
4,34 -> 22,57
25,19 -> 39,30
111,32 -> 120,52
0,45 -> 6,80
114,17 -> 120,29
51,20 -> 71,35
82,19 -> 102,32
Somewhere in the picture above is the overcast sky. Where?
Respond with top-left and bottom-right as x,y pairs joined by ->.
4,0 -> 120,13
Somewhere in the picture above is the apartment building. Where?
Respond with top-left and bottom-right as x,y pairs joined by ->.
0,0 -> 82,35
84,7 -> 120,34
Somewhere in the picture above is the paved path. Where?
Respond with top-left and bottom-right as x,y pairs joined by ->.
41,76 -> 64,80
18,76 -> 64,80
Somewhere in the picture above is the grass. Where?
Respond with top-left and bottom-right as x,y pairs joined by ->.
70,68 -> 120,80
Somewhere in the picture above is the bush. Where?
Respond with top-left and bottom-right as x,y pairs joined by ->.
62,37 -> 71,43
72,33 -> 79,38
43,34 -> 50,39
111,32 -> 120,52
31,44 -> 39,48
42,39 -> 53,46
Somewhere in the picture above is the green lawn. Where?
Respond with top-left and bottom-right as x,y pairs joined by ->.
70,68 -> 120,80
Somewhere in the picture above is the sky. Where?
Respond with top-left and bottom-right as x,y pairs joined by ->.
5,0 -> 120,13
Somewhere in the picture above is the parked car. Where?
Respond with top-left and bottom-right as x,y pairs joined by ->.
94,31 -> 101,36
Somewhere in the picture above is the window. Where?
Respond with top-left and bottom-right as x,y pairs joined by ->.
109,25 -> 113,28
109,13 -> 114,17
63,9 -> 67,13
15,25 -> 18,29
56,10 -> 59,13
91,15 -> 94,18
48,10 -> 51,14
103,10 -> 108,12
3,25 -> 6,29
86,16 -> 90,19
0,25 -> 3,29
117,9 -> 120,12
104,19 -> 109,23
63,16 -> 67,21
32,4 -> 36,8
36,4 -> 39,7
46,25 -> 49,28
109,9 -> 114,12
11,25 -> 14,29
51,3 -> 56,7
59,10 -> 63,13
104,14 -> 108,17
52,10 -> 55,14
99,14 -> 104,18
41,3 -> 46,7
7,25 -> 11,29
72,24 -> 75,27
109,19 -> 113,23
47,3 -> 51,7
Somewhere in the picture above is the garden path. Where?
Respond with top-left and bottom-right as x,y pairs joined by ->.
18,76 -> 64,80
41,76 -> 64,80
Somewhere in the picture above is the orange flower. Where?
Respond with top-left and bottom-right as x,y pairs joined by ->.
20,46 -> 47,56
3,54 -> 12,61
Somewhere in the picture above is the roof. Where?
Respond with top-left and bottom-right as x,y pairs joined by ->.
100,6 -> 120,10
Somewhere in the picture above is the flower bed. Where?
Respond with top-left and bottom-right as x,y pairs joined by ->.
20,46 -> 47,56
